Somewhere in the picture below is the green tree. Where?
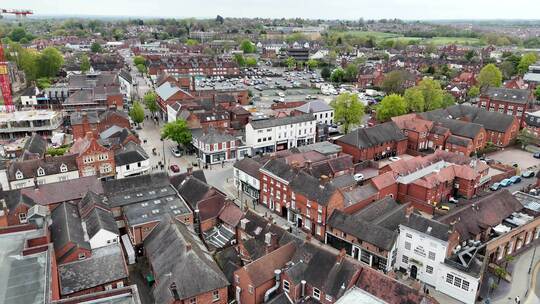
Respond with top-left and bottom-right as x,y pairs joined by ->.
321,66 -> 331,79
382,70 -> 410,95
416,78 -> 445,111
306,59 -> 318,70
504,255 -> 515,271
80,54 -> 91,73
161,119 -> 193,152
240,40 -> 256,53
330,68 -> 345,83
129,102 -> 145,126
404,87 -> 425,112
477,64 -> 502,88
133,55 -> 146,66
535,86 -> 540,100
468,86 -> 480,99
37,47 -> 64,78
18,48 -> 39,81
9,27 -> 28,42
136,64 -> 147,74
36,77 -> 51,90
245,57 -> 257,67
234,54 -> 246,67
330,92 -> 365,134
517,52 -> 538,75
464,50 -> 475,62
344,64 -> 358,82
441,92 -> 456,107
376,94 -> 408,121
144,91 -> 159,114
285,57 -> 296,69
517,129 -> 536,149
499,61 -> 515,79
186,39 -> 199,46
90,42 -> 102,53
493,266 -> 508,284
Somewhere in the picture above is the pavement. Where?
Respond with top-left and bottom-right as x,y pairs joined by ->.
482,245 -> 540,304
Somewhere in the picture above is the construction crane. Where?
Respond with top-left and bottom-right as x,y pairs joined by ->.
0,8 -> 33,112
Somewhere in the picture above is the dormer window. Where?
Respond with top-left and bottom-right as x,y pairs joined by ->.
15,170 -> 24,180
37,167 -> 45,177
60,163 -> 68,173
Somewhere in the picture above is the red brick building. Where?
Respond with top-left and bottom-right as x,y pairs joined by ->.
70,133 -> 116,178
334,122 -> 408,162
479,87 -> 534,127
70,110 -> 131,139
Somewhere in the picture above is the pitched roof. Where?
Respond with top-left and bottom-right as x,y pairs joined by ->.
447,135 -> 472,147
218,203 -> 243,227
176,175 -> 219,210
7,154 -> 78,181
22,134 -> 47,158
402,213 -> 450,241
114,142 -> 149,166
249,114 -> 316,130
50,202 -> 90,252
233,157 -> 266,178
20,177 -> 104,206
58,244 -> 128,295
193,128 -> 236,145
328,198 -> 407,250
484,87 -> 532,104
77,190 -> 109,218
169,169 -> 207,186
241,242 -> 296,286
336,122 -> 406,149
144,217 -> 229,302
295,100 -> 332,114
438,190 -> 523,240
289,171 -> 339,206
370,172 -> 396,190
84,207 -> 118,239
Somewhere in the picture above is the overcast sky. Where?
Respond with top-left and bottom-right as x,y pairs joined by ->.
5,0 -> 540,20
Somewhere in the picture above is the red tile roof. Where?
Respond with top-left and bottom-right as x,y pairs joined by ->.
218,203 -> 243,227
240,242 -> 297,286
370,172 -> 396,190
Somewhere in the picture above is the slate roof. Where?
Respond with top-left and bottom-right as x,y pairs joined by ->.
0,189 -> 36,211
336,122 -> 406,149
402,213 -> 450,241
242,242 -> 296,286
58,244 -> 127,295
289,171 -> 339,206
20,177 -> 104,206
484,87 -> 532,104
193,128 -> 236,145
50,202 -> 90,252
233,157 -> 265,178
114,142 -> 149,166
169,169 -> 207,186
447,135 -> 472,147
7,154 -> 78,181
103,173 -> 175,208
77,191 -> 109,219
249,114 -> 316,130
144,217 -> 229,303
260,158 -> 298,182
438,190 -> 523,240
84,207 -> 118,240
295,100 -> 332,114
285,242 -> 361,299
430,118 -> 483,139
328,198 -> 407,250
22,134 -> 47,159
175,175 -> 217,210
122,192 -> 191,227
70,111 -> 99,125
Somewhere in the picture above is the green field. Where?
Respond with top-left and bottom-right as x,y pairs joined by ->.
424,36 -> 483,45
344,31 -> 403,39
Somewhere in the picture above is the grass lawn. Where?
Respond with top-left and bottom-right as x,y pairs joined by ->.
425,36 -> 483,45
341,31 -> 403,39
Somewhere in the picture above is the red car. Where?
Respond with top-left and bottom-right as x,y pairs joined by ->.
169,164 -> 180,173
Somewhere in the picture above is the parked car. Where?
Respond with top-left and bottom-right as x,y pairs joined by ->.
169,164 -> 180,173
522,170 -> 535,178
438,205 -> 450,211
500,179 -> 513,187
534,152 -> 540,159
353,173 -> 364,182
448,197 -> 459,204
389,156 -> 401,162
509,176 -> 522,184
171,147 -> 182,157
490,183 -> 502,191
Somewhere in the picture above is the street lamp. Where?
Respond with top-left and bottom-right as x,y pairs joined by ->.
160,137 -> 166,170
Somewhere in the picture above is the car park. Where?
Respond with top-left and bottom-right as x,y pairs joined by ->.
509,176 -> 521,184
490,183 -> 502,191
500,179 -> 512,187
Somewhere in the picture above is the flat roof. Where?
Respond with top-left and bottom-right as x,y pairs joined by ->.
0,229 -> 51,304
0,110 -> 60,122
